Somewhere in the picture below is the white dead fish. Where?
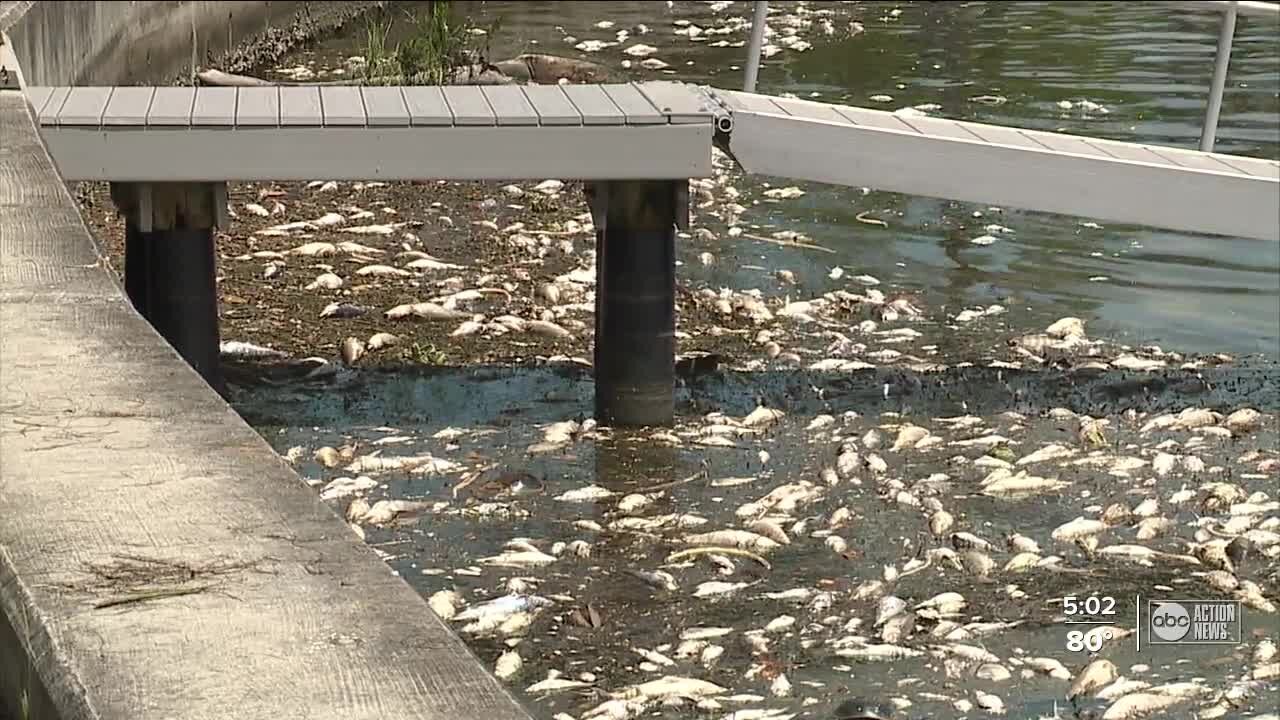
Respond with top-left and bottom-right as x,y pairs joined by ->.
356,264 -> 412,278
340,336 -> 365,365
525,319 -> 572,339
494,650 -> 522,680
407,256 -> 465,271
367,332 -> 400,351
1046,317 -> 1086,339
1100,692 -> 1185,719
220,340 -> 289,361
555,485 -> 616,502
1070,659 -> 1118,700
290,241 -> 338,256
320,302 -> 367,319
684,530 -> 780,553
890,424 -> 930,451
428,590 -> 463,620
742,406 -> 785,429
305,272 -> 344,290
1052,517 -> 1108,542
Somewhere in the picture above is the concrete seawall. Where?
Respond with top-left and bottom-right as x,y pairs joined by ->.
0,3 -> 533,719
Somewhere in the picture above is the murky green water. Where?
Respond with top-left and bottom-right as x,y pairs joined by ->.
294,0 -> 1280,358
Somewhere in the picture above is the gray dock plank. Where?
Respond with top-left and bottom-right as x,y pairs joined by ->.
1145,144 -> 1250,174
715,90 -> 789,115
481,86 -> 538,126
1019,129 -> 1120,158
35,86 -> 70,125
402,86 -> 453,126
721,92 -> 1278,241
602,84 -> 665,125
895,115 -> 986,143
235,87 -> 279,127
521,85 -> 581,126
148,87 -> 196,126
769,95 -> 855,125
360,87 -> 409,126
102,87 -> 155,126
57,86 -> 113,126
961,122 -> 1048,150
191,87 -> 237,127
23,86 -> 52,118
561,84 -> 625,125
320,86 -> 366,126
279,86 -> 322,127
635,81 -> 715,124
442,86 -> 495,126
832,105 -> 920,133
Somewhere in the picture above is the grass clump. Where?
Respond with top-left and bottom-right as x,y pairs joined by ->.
360,2 -> 494,85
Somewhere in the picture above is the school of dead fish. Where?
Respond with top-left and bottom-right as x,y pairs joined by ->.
220,4 -> 1274,720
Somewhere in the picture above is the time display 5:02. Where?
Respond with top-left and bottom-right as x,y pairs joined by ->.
1062,595 -> 1118,616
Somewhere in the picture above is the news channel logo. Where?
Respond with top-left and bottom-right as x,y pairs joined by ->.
1147,599 -> 1243,645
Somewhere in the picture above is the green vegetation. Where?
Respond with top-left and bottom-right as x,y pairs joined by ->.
408,341 -> 448,365
359,2 -> 500,85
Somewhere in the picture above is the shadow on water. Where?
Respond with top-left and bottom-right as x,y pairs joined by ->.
235,361 -> 1280,432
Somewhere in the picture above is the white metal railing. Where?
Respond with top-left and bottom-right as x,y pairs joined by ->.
740,1 -> 1280,153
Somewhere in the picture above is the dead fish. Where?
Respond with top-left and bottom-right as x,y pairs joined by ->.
1052,517 -> 1108,542
742,406 -> 785,429
320,302 -> 367,319
367,332 -> 400,351
1225,408 -> 1262,435
890,424 -> 930,451
290,241 -> 338,256
340,336 -> 366,365
451,319 -> 486,337
220,340 -> 289,361
1100,692 -> 1185,719
525,319 -> 572,339
683,530 -> 780,553
1069,659 -> 1118,700
305,272 -> 344,290
407,256 -> 465,271
494,650 -> 522,680
356,264 -> 412,278
385,302 -> 470,321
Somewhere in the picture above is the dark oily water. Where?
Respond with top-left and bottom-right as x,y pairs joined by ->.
288,0 -> 1280,357
238,2 -> 1280,719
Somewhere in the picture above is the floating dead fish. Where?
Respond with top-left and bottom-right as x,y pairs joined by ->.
341,338 -> 366,365
356,264 -> 412,278
320,302 -> 367,319
366,332 -> 399,351
555,485 -> 616,502
385,302 -> 471,321
683,530 -> 780,553
406,256 -> 465,271
220,340 -> 289,361
290,241 -> 338,256
305,272 -> 344,290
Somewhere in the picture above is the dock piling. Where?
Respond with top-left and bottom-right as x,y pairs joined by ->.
111,181 -> 226,395
588,180 -> 684,428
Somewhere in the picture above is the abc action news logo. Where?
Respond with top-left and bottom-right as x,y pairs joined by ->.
1148,599 -> 1243,645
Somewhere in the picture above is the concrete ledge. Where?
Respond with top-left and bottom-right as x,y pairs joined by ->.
0,3 -> 534,720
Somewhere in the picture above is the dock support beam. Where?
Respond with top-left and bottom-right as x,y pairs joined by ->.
586,180 -> 687,428
111,182 -> 227,395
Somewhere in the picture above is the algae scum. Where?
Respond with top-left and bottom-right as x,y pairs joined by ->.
211,2 -> 1279,718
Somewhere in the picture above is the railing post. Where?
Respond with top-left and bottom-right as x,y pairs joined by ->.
743,1 -> 769,93
1200,0 -> 1237,152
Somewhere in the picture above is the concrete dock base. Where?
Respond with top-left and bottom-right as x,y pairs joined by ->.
590,180 -> 680,428
0,3 -> 534,720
